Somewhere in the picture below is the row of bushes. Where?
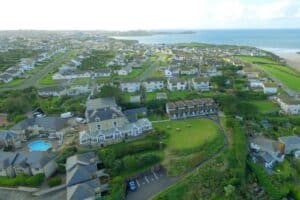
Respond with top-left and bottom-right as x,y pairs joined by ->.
98,139 -> 163,166
247,160 -> 289,199
0,173 -> 45,187
47,176 -> 62,187
111,153 -> 161,175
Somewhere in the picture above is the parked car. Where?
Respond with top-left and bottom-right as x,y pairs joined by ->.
60,112 -> 73,118
127,180 -> 137,192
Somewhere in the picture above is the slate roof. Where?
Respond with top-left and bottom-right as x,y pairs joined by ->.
13,151 -> 52,169
66,152 -> 98,172
278,136 -> 300,153
67,179 -> 100,200
10,117 -> 68,131
87,107 -> 123,123
259,151 -> 274,163
0,152 -> 18,169
66,165 -> 97,186
0,131 -> 17,141
86,97 -> 117,110
124,107 -> 147,122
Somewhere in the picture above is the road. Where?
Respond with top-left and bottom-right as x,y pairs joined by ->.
126,116 -> 229,200
0,188 -> 66,200
0,50 -> 79,93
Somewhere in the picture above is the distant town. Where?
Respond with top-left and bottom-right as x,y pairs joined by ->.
1,30 -> 300,200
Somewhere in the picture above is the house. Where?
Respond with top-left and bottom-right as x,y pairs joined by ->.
120,81 -> 141,93
0,131 -> 21,149
249,79 -> 263,88
10,117 -> 69,141
0,152 -> 17,177
117,66 -> 132,76
130,95 -> 141,103
0,151 -> 57,178
19,58 -> 35,71
167,78 -> 189,91
0,73 -> 13,83
156,92 -> 168,100
180,66 -> 198,75
278,136 -> 300,155
94,69 -> 112,77
263,82 -> 278,94
200,66 -> 222,77
52,71 -> 91,80
249,136 -> 284,168
5,67 -> 24,78
275,95 -> 300,115
82,97 -> 152,145
124,107 -> 147,122
37,86 -> 66,97
191,77 -> 212,91
164,69 -> 172,78
65,85 -> 91,96
66,152 -> 108,200
166,98 -> 217,120
142,78 -> 165,92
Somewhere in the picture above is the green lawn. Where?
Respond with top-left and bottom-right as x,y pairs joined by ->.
0,79 -> 25,87
249,100 -> 279,114
154,118 -> 225,175
239,56 -> 300,92
37,72 -> 58,85
154,119 -> 220,151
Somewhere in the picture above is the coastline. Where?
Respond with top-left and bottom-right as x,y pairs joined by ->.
263,48 -> 300,72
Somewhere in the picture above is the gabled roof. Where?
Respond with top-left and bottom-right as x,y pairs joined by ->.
0,152 -> 18,169
86,97 -> 116,110
10,117 -> 68,131
66,165 -> 96,186
0,130 -> 17,140
66,152 -> 97,172
67,179 -> 100,200
13,151 -> 52,169
87,107 -> 124,123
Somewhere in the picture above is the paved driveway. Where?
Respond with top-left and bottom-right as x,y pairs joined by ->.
125,168 -> 179,200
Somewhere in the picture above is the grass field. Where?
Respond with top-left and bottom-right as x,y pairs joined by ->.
154,118 -> 225,175
239,56 -> 300,92
154,119 -> 220,151
249,100 -> 280,114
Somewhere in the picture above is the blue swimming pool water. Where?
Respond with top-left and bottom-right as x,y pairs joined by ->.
28,140 -> 52,151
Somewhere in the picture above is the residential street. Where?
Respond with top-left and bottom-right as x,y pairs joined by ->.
0,50 -> 79,93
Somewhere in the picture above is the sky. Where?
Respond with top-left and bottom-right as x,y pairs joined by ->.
0,0 -> 300,30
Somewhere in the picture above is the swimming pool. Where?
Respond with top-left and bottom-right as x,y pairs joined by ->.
28,140 -> 52,151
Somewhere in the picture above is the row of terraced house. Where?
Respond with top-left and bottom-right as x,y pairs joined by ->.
166,98 -> 217,120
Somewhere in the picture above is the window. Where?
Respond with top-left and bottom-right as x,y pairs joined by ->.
97,124 -> 101,130
95,117 -> 100,122
113,121 -> 117,127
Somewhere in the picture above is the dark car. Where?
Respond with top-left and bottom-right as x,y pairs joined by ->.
128,180 -> 137,192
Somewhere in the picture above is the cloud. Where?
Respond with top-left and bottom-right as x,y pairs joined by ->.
0,0 -> 299,30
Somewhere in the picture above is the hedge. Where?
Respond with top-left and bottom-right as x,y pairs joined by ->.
0,173 -> 45,187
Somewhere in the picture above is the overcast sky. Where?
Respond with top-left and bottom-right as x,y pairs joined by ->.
1,0 -> 300,30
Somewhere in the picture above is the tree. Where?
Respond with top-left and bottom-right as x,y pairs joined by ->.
224,184 -> 235,197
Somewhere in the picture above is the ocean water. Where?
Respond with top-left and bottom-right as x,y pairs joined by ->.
113,29 -> 300,50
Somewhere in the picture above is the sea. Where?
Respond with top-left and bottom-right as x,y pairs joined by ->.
113,29 -> 300,52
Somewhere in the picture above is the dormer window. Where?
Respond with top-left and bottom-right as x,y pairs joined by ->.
95,117 -> 100,122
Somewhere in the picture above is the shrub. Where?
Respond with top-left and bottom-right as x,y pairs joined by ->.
0,173 -> 45,187
56,146 -> 77,164
48,176 -> 62,187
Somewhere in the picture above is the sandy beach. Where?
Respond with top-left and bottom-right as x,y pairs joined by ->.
271,49 -> 300,72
